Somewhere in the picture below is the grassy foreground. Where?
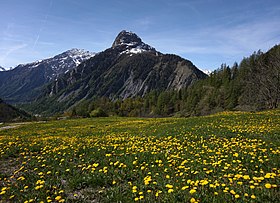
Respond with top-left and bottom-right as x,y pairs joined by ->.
0,111 -> 279,203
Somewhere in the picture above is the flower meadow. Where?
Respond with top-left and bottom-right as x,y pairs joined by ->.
0,111 -> 279,202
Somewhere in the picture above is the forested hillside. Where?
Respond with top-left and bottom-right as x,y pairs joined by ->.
69,44 -> 280,117
0,98 -> 31,122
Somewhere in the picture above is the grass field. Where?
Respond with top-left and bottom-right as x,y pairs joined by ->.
0,110 -> 279,202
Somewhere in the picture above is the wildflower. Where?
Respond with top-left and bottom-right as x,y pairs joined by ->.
165,184 -> 173,189
1,187 -> 7,191
0,191 -> 6,195
190,197 -> 196,203
189,189 -> 196,194
168,189 -> 174,193
55,196 -> 62,201
265,183 -> 272,188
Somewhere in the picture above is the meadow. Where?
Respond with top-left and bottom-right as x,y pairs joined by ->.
0,110 -> 279,203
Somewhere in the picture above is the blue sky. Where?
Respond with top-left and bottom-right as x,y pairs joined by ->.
0,0 -> 280,71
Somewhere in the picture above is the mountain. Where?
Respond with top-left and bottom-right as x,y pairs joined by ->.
0,98 -> 31,122
31,30 -> 207,114
0,66 -> 6,71
0,49 -> 95,103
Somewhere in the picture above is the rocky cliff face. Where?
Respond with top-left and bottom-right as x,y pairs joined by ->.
36,31 -> 207,113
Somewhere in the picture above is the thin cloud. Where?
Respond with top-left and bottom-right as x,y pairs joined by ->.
32,0 -> 53,50
148,18 -> 280,56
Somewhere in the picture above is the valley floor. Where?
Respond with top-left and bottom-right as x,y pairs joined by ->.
0,110 -> 279,202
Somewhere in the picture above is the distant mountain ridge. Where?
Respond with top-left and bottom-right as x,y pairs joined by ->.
30,30 -> 207,114
0,49 -> 95,103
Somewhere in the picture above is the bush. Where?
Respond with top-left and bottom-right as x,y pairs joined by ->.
90,108 -> 108,117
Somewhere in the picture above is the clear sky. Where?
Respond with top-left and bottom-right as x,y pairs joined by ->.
1,0 -> 280,71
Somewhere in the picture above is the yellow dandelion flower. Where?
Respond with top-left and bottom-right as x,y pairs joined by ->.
189,189 -> 196,194
190,197 -> 196,203
0,191 -> 6,195
265,183 -> 272,188
168,189 -> 174,193
55,196 -> 62,201
165,184 -> 173,189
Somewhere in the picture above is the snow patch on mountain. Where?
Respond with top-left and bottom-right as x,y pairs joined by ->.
202,69 -> 212,75
13,48 -> 95,80
0,66 -> 6,71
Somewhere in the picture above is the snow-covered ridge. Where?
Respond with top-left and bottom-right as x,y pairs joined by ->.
20,48 -> 95,69
0,66 -> 6,71
13,48 -> 95,80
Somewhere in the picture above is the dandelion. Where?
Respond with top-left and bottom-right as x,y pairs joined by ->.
168,189 -> 174,193
55,196 -> 62,201
265,183 -> 272,188
0,191 -> 6,195
189,189 -> 196,194
165,184 -> 173,189
190,197 -> 196,203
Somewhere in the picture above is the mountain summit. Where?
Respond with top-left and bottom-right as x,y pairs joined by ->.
112,30 -> 156,54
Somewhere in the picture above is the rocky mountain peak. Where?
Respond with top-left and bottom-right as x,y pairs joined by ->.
112,30 -> 156,54
112,30 -> 142,48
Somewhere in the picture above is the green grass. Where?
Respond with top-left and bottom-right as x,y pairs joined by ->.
0,110 -> 279,202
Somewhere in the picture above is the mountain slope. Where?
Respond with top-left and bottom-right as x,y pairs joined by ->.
0,49 -> 95,103
32,30 -> 207,114
0,98 -> 31,122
